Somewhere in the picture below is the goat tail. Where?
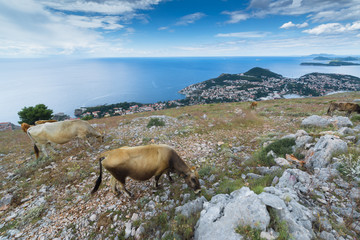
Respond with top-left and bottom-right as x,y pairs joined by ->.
91,156 -> 105,195
34,144 -> 40,159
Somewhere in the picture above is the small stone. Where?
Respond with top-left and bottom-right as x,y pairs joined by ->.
124,222 -> 132,239
260,231 -> 276,240
274,157 -> 289,166
131,213 -> 139,221
5,213 -> 17,222
89,214 -> 97,222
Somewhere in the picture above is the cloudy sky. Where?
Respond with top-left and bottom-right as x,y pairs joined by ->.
0,0 -> 359,57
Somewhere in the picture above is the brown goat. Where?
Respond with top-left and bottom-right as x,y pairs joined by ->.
250,101 -> 258,109
91,144 -> 201,197
327,102 -> 360,116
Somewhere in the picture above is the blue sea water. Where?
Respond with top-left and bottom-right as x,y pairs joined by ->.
1,56 -> 360,124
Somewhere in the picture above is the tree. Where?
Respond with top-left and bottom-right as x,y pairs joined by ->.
18,104 -> 53,125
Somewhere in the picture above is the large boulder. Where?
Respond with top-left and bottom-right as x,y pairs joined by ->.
259,192 -> 314,240
329,116 -> 353,128
194,188 -> 270,240
175,196 -> 207,217
301,115 -> 353,128
301,115 -> 330,128
305,135 -> 348,169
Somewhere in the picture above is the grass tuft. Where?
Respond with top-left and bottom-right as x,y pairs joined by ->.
147,118 -> 165,128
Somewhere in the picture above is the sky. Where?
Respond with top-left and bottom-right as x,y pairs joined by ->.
0,0 -> 360,57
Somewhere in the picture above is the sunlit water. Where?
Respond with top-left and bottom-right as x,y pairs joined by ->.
1,57 -> 360,123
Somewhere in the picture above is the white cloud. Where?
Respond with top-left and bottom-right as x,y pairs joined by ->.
39,0 -> 164,15
158,26 -> 168,31
280,21 -> 308,29
222,11 -> 249,24
174,34 -> 360,57
175,12 -> 205,26
248,0 -> 360,22
216,32 -> 267,38
66,15 -> 124,30
303,21 -> 360,35
280,21 -> 295,29
0,0 -> 132,57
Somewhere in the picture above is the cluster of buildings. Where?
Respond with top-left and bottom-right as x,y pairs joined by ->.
0,122 -> 20,131
179,72 -> 360,103
76,101 -> 183,119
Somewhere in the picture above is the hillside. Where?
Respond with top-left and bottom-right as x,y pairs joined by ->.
179,67 -> 360,103
1,92 -> 360,239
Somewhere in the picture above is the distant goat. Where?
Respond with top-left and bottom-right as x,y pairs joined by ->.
91,144 -> 201,197
327,102 -> 360,116
26,119 -> 103,159
250,101 -> 258,109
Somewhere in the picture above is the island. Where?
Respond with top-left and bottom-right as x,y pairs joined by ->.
302,56 -> 360,66
301,60 -> 360,66
75,67 -> 360,119
314,56 -> 359,61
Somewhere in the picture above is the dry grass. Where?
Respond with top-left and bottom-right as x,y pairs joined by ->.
1,91 -> 360,238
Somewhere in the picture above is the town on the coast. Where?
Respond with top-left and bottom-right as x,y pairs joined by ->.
75,67 -> 360,119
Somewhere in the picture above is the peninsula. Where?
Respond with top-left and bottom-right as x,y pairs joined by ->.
76,67 -> 360,119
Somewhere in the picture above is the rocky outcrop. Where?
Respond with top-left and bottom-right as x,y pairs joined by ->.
305,135 -> 347,169
194,188 -> 270,240
301,115 -> 353,128
192,119 -> 359,240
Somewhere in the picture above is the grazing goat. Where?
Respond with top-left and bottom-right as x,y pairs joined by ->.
91,144 -> 201,197
327,102 -> 360,116
21,120 -> 58,133
250,101 -> 258,109
27,120 -> 102,159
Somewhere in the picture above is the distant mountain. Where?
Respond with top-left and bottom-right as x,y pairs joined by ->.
244,67 -> 282,78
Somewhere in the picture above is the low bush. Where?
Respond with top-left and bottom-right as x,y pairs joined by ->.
216,179 -> 244,194
147,118 -> 165,128
253,138 -> 296,166
235,225 -> 262,240
268,207 -> 291,240
337,153 -> 360,181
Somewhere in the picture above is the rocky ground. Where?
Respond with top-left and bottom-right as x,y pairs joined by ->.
0,93 -> 360,239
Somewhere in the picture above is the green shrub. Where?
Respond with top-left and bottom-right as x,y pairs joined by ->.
264,138 -> 295,157
18,205 -> 46,226
268,208 -> 291,240
81,115 -> 93,120
248,170 -> 284,194
147,118 -> 165,128
198,165 -> 217,178
253,138 -> 296,166
216,179 -> 244,194
235,225 -> 262,240
351,115 -> 360,122
337,153 -> 360,181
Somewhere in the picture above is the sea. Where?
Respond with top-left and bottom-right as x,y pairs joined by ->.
1,56 -> 360,124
